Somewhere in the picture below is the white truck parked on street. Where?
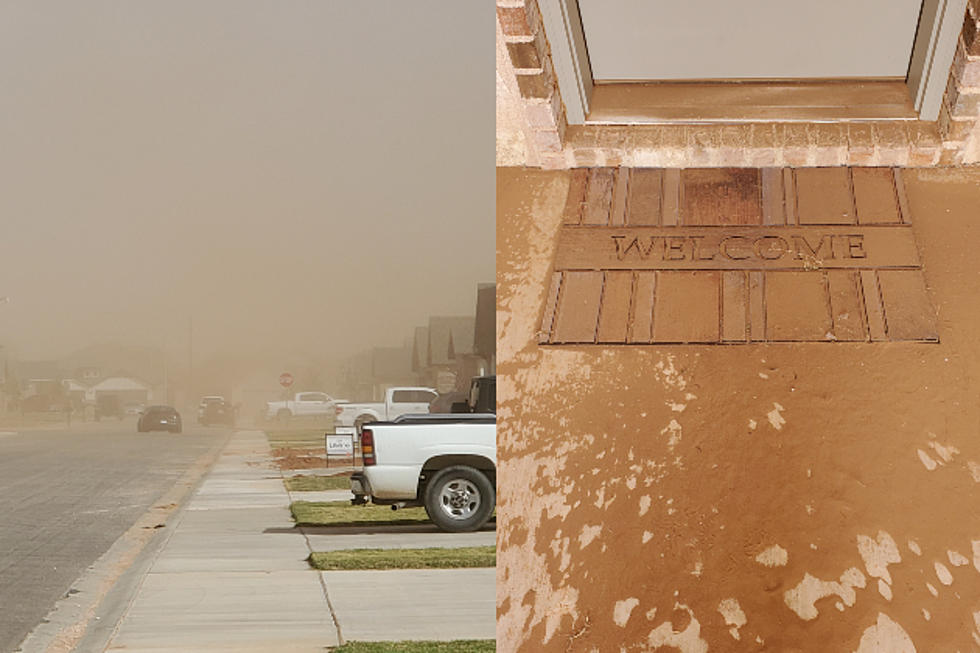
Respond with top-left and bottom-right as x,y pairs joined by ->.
350,414 -> 496,532
265,391 -> 344,423
334,386 -> 438,431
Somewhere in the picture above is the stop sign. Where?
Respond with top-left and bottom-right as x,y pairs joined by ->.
279,372 -> 294,388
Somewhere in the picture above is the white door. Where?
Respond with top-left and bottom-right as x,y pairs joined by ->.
577,0 -> 924,81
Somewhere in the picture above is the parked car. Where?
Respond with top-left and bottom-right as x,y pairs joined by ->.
335,387 -> 438,432
201,399 -> 235,427
452,375 -> 496,414
350,413 -> 496,532
197,396 -> 225,423
137,405 -> 182,433
265,391 -> 342,424
123,402 -> 146,417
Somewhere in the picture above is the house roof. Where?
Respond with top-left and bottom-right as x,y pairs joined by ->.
63,379 -> 89,392
474,283 -> 495,360
89,376 -> 149,392
427,316 -> 475,366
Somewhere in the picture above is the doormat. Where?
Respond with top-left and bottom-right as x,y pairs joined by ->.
538,167 -> 938,344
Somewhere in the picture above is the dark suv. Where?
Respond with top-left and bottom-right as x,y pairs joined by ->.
452,375 -> 496,414
137,406 -> 182,433
201,399 -> 235,427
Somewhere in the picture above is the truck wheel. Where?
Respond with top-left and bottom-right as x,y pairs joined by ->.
424,466 -> 495,533
277,409 -> 292,425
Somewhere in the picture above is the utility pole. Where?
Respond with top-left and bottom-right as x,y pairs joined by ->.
187,316 -> 193,409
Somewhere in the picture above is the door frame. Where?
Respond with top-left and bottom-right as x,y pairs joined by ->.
540,0 -> 968,123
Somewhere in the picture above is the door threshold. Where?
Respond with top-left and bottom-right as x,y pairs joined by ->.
586,80 -> 919,124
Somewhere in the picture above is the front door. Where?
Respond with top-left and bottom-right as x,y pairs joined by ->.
577,0 -> 924,81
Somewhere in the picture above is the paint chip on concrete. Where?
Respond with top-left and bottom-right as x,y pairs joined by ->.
917,449 -> 938,470
853,613 -> 915,653
767,403 -> 786,430
639,495 -> 651,516
927,439 -> 959,463
948,550 -> 969,567
784,568 -> 866,620
755,544 -> 788,567
578,524 -> 602,550
857,531 -> 901,585
934,561 -> 953,585
748,419 -> 757,430
718,598 -> 746,641
877,579 -> 892,601
908,540 -> 922,556
968,460 -> 980,482
613,598 -> 639,627
646,604 -> 709,653
662,420 -> 683,448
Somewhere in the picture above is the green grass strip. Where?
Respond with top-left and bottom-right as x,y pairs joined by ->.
330,641 -> 495,653
291,501 -> 429,527
285,475 -> 351,491
309,545 -> 495,570
265,427 -> 331,444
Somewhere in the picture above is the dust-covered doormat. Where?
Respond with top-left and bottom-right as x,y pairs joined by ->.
538,167 -> 938,344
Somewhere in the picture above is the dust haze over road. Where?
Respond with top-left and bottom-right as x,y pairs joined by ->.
0,2 -> 493,374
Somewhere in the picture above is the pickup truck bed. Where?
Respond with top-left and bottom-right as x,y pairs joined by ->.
351,414 -> 496,532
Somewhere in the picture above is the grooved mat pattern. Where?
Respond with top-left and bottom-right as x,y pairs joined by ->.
540,167 -> 938,345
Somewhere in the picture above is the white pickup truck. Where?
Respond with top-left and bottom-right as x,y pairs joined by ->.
266,391 -> 344,423
335,386 -> 438,431
350,414 -> 496,532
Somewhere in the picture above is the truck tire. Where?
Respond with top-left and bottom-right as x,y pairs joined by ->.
424,465 -> 495,533
277,409 -> 292,425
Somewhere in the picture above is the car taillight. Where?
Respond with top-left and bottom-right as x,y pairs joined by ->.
335,405 -> 343,416
361,428 -> 375,466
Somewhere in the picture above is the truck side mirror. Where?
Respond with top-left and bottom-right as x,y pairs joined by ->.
450,401 -> 469,413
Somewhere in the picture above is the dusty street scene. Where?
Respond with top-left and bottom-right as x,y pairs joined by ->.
496,166 -> 980,651
1,2 -> 494,652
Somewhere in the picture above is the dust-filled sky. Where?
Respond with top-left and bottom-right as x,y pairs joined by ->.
0,1 -> 492,363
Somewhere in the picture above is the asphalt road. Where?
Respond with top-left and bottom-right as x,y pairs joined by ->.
0,420 -> 228,653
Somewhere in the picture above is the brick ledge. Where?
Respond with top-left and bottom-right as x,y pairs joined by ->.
537,123 -> 947,169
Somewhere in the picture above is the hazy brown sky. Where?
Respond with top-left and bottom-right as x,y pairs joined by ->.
0,2 -> 493,363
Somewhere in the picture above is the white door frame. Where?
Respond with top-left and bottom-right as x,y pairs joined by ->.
540,0 -> 968,123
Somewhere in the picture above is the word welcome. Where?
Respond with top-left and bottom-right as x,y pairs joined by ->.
611,233 -> 866,262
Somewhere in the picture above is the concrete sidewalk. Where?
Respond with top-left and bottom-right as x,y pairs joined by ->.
103,429 -> 495,651
104,430 -> 339,653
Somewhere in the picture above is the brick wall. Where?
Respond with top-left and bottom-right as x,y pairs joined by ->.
941,0 -> 980,163
496,0 -> 567,169
497,0 -> 980,168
